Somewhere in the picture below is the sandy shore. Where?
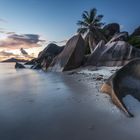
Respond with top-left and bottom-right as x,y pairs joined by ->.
0,63 -> 140,140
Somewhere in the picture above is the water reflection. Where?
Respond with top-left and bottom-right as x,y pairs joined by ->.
0,63 -> 140,140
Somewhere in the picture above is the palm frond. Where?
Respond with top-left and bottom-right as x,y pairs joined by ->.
82,12 -> 90,23
83,11 -> 89,17
95,15 -> 104,23
77,27 -> 88,34
89,8 -> 97,22
94,22 -> 105,28
77,20 -> 89,27
77,8 -> 104,35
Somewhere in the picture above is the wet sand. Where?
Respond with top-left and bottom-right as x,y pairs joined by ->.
0,63 -> 140,140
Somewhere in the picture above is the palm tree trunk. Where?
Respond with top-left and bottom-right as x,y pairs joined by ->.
88,32 -> 97,53
94,28 -> 107,43
85,29 -> 107,53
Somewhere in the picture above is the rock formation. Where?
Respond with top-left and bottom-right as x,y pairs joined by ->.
131,26 -> 140,36
31,63 -> 41,69
15,62 -> 25,69
49,34 -> 86,72
2,58 -> 28,63
85,32 -> 140,66
29,43 -> 64,70
24,58 -> 36,65
101,59 -> 140,117
103,23 -> 120,39
37,43 -> 64,62
109,32 -> 128,42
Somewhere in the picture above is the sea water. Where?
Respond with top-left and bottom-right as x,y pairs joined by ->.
0,63 -> 140,140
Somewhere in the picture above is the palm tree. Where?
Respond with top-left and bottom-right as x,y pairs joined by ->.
77,8 -> 106,53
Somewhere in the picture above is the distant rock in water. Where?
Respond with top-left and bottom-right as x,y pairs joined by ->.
103,23 -> 120,39
15,62 -> 25,69
101,59 -> 140,117
2,58 -> 28,63
85,32 -> 139,67
49,34 -> 86,72
20,48 -> 28,55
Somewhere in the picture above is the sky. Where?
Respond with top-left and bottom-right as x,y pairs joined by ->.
0,0 -> 140,58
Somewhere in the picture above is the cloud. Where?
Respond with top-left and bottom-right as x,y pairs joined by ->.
0,51 -> 19,60
0,28 -> 15,35
0,50 -> 34,61
0,51 -> 15,56
49,40 -> 67,46
120,24 -> 124,30
6,32 -> 16,35
0,18 -> 7,23
0,33 -> 45,49
9,34 -> 41,44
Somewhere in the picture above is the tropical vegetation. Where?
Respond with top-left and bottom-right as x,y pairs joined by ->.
77,8 -> 107,53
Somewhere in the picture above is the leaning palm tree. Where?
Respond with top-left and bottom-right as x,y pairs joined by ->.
77,8 -> 106,53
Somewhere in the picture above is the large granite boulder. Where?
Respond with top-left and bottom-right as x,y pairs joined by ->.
85,29 -> 107,53
103,23 -> 120,39
49,34 -> 86,72
30,43 -> 64,70
85,40 -> 105,66
101,59 -> 140,117
31,63 -> 42,69
86,36 -> 140,66
131,26 -> 140,36
37,43 -> 64,62
109,32 -> 129,43
85,32 -> 128,54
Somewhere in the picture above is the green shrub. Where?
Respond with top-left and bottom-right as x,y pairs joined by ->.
128,36 -> 140,48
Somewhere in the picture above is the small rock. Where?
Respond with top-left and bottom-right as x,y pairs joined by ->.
15,62 -> 25,69
96,76 -> 103,81
67,71 -> 77,75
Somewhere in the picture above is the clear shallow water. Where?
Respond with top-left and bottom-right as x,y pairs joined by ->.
0,63 -> 140,140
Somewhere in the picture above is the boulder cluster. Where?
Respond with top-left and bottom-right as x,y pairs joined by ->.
86,32 -> 140,66
16,23 -> 140,71
15,23 -> 140,117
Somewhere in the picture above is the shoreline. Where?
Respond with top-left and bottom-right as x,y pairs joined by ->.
0,63 -> 140,140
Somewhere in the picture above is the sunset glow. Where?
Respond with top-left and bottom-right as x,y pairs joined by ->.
0,0 -> 140,62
